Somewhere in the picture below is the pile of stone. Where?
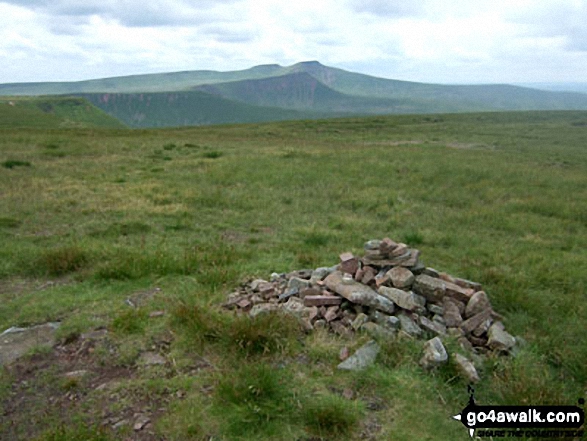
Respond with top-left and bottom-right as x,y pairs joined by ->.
224,238 -> 517,382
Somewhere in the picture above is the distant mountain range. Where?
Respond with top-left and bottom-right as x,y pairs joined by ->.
3,61 -> 587,128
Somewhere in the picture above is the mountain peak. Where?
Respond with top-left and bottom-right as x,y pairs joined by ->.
293,60 -> 324,67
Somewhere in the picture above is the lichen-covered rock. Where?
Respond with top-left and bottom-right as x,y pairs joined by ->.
487,322 -> 516,351
453,353 -> 480,383
337,340 -> 380,371
378,286 -> 425,313
419,337 -> 448,369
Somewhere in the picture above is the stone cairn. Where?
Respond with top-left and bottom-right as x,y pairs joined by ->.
224,238 -> 517,382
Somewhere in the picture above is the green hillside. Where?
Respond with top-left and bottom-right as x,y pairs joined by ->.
0,64 -> 288,96
78,90 -> 318,128
0,97 -> 126,129
5,61 -> 587,128
194,72 -> 441,114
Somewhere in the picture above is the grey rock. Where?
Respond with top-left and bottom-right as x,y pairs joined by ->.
287,277 -> 310,291
364,240 -> 382,250
419,316 -> 447,336
413,274 -> 446,303
0,322 -> 60,366
461,309 -> 492,334
419,337 -> 448,369
250,279 -> 269,291
139,352 -> 166,366
310,267 -> 333,284
487,322 -> 516,351
249,303 -> 279,317
351,313 -> 369,331
361,322 -> 396,340
387,267 -> 415,289
371,311 -> 400,330
453,353 -> 480,383
427,303 -> 444,315
337,340 -> 380,371
465,291 -> 492,318
378,286 -> 425,313
397,312 -> 423,337
433,314 -> 446,326
472,318 -> 493,337
442,297 -> 463,327
422,267 -> 440,278
324,271 -> 395,314
453,277 -> 483,292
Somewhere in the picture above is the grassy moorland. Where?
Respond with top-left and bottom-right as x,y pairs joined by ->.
0,111 -> 586,440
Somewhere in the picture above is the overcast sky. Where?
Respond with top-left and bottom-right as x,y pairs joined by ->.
1,0 -> 586,84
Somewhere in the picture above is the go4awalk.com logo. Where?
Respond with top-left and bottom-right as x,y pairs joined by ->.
453,387 -> 585,438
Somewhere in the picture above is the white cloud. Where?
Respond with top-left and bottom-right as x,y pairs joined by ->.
0,0 -> 586,83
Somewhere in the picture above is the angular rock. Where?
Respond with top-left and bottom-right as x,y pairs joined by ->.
454,277 -> 482,292
379,237 -> 398,254
371,311 -> 400,330
397,312 -> 423,337
361,266 -> 377,285
303,295 -> 342,307
465,291 -> 492,318
339,252 -> 359,275
249,303 -> 279,317
472,318 -> 493,337
401,249 -> 421,268
387,267 -> 415,289
487,322 -> 516,351
419,316 -> 447,336
453,353 -> 480,383
391,243 -> 408,257
250,279 -> 269,291
378,286 -> 425,313
324,271 -> 395,314
442,297 -> 463,327
0,322 -> 60,366
422,267 -> 440,278
337,340 -> 380,371
361,322 -> 395,340
139,352 -> 166,366
419,337 -> 448,369
324,306 -> 340,323
427,303 -> 444,315
413,274 -> 446,303
236,298 -> 252,309
460,309 -> 492,334
287,277 -> 310,292
364,240 -> 382,251
299,287 -> 321,298
351,313 -> 369,331
278,287 -> 299,302
445,282 -> 474,304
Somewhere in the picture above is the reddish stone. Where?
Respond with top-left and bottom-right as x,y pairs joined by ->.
303,295 -> 343,307
339,252 -> 359,275
324,306 -> 340,322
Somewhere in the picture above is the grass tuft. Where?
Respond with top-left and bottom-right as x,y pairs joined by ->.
2,159 -> 31,169
302,393 -> 364,438
31,245 -> 90,276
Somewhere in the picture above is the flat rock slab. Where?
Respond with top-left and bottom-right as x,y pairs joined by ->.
0,322 -> 60,366
337,340 -> 380,371
324,271 -> 395,314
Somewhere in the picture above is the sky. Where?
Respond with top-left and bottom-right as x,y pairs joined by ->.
1,0 -> 586,85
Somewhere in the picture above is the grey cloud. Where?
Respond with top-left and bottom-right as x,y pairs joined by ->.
347,0 -> 426,17
201,24 -> 257,43
506,3 -> 587,52
1,0 -> 243,27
